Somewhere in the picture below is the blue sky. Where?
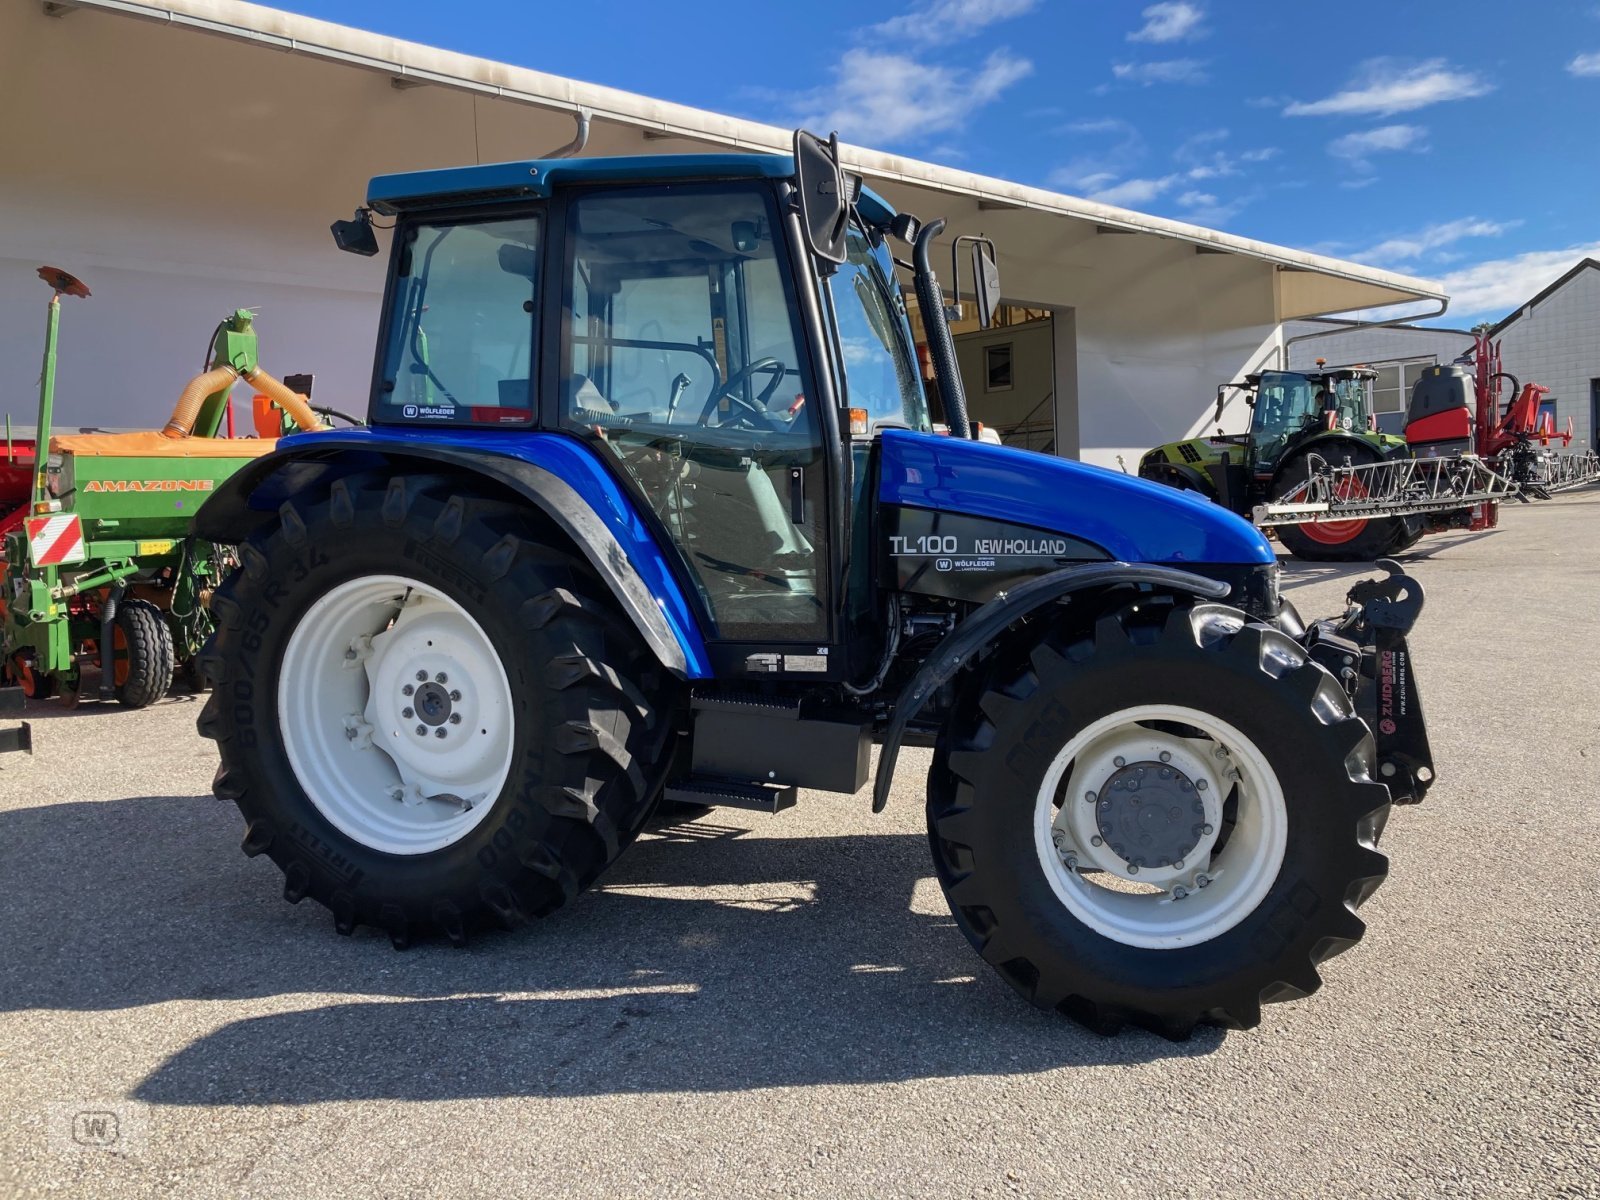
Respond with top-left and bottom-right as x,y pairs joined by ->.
286,0 -> 1598,322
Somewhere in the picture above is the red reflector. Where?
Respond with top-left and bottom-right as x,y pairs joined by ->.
470,407 -> 532,424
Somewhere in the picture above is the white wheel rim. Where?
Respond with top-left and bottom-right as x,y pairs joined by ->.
278,574 -> 515,856
1034,704 -> 1288,950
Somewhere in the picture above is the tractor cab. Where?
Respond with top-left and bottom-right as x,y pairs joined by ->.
1241,367 -> 1375,475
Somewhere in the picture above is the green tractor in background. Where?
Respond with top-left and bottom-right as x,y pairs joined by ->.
1139,364 -> 1420,561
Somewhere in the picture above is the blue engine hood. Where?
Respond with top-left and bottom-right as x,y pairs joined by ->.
878,429 -> 1273,565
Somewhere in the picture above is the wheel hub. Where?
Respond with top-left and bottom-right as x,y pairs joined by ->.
1094,760 -> 1208,871
412,680 -> 453,727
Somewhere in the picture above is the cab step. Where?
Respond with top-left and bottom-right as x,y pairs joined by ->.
663,777 -> 798,814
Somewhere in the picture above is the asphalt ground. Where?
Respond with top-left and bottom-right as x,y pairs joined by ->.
2,494 -> 1597,1199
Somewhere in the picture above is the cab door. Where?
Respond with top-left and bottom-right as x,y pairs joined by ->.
554,182 -> 841,673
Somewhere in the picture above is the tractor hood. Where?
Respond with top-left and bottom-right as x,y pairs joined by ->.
878,429 -> 1273,565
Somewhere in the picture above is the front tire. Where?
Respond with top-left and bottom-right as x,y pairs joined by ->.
197,474 -> 677,947
927,598 -> 1391,1038
111,598 -> 175,708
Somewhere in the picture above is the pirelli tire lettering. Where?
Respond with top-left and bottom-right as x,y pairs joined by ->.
883,507 -> 1109,603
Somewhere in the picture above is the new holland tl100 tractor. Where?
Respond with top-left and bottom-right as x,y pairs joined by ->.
195,133 -> 1434,1038
1139,366 -> 1423,561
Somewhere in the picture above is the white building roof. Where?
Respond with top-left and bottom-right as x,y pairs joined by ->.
65,0 -> 1444,319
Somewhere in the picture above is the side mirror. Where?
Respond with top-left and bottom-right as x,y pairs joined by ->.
1214,387 -> 1227,424
331,209 -> 380,257
971,240 -> 1001,330
793,130 -> 849,265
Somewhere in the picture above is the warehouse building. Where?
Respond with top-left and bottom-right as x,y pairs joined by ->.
1,0 -> 1444,470
1287,259 -> 1600,449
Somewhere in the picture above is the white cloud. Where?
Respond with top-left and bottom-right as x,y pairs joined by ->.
1112,59 -> 1209,85
1089,175 -> 1179,206
790,48 -> 1032,142
1340,177 -> 1379,190
1352,217 -> 1515,267
1569,52 -> 1600,76
1048,117 -> 1147,190
1128,2 -> 1207,43
1240,147 -> 1279,162
1285,58 -> 1492,117
1328,123 -> 1428,170
871,0 -> 1038,45
1177,190 -> 1216,207
1422,244 -> 1600,320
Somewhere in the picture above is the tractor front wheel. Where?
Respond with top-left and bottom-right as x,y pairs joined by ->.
197,474 -> 676,947
928,598 -> 1392,1038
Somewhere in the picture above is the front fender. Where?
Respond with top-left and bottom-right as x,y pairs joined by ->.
193,429 -> 711,679
871,562 -> 1230,812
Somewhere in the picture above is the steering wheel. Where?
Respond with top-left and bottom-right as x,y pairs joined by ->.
698,358 -> 788,427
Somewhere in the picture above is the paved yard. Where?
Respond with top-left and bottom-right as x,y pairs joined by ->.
2,496 -> 1597,1199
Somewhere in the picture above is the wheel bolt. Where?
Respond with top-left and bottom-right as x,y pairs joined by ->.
1159,751 -> 1171,763
1196,779 -> 1208,791
1090,835 -> 1104,847
435,672 -> 448,684
1180,779 -> 1192,791
1128,780 -> 1140,791
1113,756 -> 1126,768
449,690 -> 462,702
435,728 -> 447,739
1085,790 -> 1097,803
402,684 -> 414,697
416,670 -> 428,682
1173,886 -> 1188,900
415,724 -> 426,736
1063,854 -> 1078,871
1160,767 -> 1171,779
1202,823 -> 1213,835
1173,858 -> 1185,870
1127,863 -> 1139,875
1197,874 -> 1211,888
448,713 -> 462,725
401,707 -> 414,719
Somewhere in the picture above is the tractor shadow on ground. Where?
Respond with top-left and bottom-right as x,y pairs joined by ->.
1275,530 -> 1497,594
0,793 -> 1221,1105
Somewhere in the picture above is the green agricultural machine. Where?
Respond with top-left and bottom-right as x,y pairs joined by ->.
0,267 -> 327,707
1139,365 -> 1421,561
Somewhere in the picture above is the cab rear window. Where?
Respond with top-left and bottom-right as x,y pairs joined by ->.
377,214 -> 541,425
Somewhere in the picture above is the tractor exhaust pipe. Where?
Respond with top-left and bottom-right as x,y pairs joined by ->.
913,218 -> 972,439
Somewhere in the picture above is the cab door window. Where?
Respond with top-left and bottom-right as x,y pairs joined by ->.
561,186 -> 827,642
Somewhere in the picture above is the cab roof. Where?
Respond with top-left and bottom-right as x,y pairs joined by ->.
367,152 -> 898,226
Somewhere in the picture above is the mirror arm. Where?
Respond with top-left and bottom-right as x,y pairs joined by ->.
914,218 -> 972,439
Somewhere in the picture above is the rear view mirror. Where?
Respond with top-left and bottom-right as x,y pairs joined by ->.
793,130 -> 849,265
971,240 -> 1001,329
497,243 -> 538,279
1214,386 -> 1227,424
331,209 -> 380,257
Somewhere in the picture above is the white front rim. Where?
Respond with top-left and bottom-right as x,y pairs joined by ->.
1034,704 -> 1288,950
278,574 -> 515,856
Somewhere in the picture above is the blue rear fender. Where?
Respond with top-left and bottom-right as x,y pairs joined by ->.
878,428 -> 1273,565
194,428 -> 712,679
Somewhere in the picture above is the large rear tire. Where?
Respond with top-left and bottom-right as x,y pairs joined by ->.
927,598 -> 1391,1039
1274,445 -> 1415,562
197,473 -> 677,947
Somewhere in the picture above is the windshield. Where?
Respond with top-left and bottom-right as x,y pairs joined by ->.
1249,370 -> 1367,463
378,215 -> 541,424
828,225 -> 930,432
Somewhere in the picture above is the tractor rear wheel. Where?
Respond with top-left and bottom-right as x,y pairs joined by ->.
927,598 -> 1391,1039
197,474 -> 676,947
1274,445 -> 1414,562
111,598 -> 175,708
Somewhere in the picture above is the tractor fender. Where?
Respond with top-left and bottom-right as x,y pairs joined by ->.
1138,460 -> 1217,499
871,562 -> 1230,811
193,431 -> 711,679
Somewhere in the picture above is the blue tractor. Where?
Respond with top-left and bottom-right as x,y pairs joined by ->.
195,133 -> 1433,1038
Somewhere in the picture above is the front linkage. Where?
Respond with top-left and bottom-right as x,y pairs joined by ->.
1301,559 -> 1433,804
